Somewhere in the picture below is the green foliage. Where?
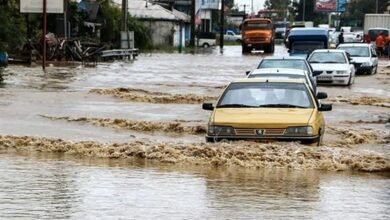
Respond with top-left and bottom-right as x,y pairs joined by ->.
291,0 -> 328,25
128,17 -> 152,49
0,0 -> 151,52
225,0 -> 234,9
341,0 -> 388,27
0,0 -> 26,52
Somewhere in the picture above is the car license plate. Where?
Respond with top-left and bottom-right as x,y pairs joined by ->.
318,75 -> 332,80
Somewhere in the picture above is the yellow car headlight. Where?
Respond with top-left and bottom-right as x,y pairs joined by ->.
208,125 -> 235,135
285,126 -> 313,136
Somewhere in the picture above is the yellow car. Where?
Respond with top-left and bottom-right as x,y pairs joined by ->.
202,78 -> 332,145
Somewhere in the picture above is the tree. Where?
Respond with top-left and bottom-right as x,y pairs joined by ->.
341,0 -> 388,27
291,0 -> 328,25
263,0 -> 291,19
0,0 -> 26,52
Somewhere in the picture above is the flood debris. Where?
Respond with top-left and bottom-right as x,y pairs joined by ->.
90,87 -> 218,104
41,115 -> 207,135
0,135 -> 389,172
328,96 -> 390,108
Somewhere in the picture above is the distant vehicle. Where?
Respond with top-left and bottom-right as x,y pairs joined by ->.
337,43 -> 378,75
329,31 -> 339,48
255,56 -> 319,91
364,14 -> 390,40
308,49 -> 356,86
247,68 -> 316,92
287,28 -> 329,57
274,21 -> 289,39
224,30 -> 242,42
343,32 -> 363,43
240,18 -> 275,53
318,24 -> 330,29
340,26 -> 352,33
196,32 -> 216,48
367,28 -> 390,43
202,78 -> 332,145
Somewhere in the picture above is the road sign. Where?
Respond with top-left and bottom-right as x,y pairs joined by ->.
20,0 -> 64,13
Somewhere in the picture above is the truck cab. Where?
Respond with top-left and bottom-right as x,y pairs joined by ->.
241,18 -> 274,53
287,28 -> 329,57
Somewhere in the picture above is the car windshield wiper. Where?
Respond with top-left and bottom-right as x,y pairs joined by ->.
218,104 -> 257,108
258,104 -> 307,108
309,61 -> 321,63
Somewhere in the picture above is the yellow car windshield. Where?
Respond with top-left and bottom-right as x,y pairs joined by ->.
217,82 -> 314,108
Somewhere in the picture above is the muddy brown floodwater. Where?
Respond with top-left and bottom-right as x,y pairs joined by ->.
0,45 -> 389,218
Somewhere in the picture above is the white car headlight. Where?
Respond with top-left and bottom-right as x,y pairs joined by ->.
361,62 -> 371,67
285,126 -> 313,136
336,71 -> 348,74
208,125 -> 235,135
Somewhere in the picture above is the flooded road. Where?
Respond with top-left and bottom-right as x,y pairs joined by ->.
0,152 -> 389,219
0,45 -> 389,218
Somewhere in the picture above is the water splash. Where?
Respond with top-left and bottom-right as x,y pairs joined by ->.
90,87 -> 218,104
1,135 -> 389,172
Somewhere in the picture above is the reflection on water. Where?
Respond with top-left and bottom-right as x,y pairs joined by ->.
0,152 -> 389,219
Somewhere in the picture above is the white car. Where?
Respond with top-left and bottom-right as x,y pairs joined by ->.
224,30 -> 241,42
337,43 -> 378,75
308,49 -> 356,86
247,68 -> 316,92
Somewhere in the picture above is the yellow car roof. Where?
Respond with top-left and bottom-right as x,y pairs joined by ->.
231,77 -> 307,84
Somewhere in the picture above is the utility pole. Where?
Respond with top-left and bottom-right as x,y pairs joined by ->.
42,0 -> 47,71
190,0 -> 195,47
220,0 -> 224,52
302,0 -> 305,22
376,0 -> 378,13
251,0 -> 253,16
121,0 -> 128,32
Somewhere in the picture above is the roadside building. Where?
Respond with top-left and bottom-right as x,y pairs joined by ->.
128,0 -> 190,47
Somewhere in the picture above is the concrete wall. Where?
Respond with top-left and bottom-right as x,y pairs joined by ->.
142,20 -> 187,47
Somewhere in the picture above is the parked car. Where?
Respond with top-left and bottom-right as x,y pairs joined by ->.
224,30 -> 242,42
308,49 -> 356,86
337,43 -> 378,75
202,78 -> 332,145
274,21 -> 289,39
255,56 -> 319,90
196,32 -> 216,48
247,68 -> 316,93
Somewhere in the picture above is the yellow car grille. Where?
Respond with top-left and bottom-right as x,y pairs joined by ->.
234,128 -> 286,136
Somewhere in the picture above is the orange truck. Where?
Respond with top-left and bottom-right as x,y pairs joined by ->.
241,18 -> 275,53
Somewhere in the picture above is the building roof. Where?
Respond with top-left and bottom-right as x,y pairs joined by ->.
128,0 -> 190,22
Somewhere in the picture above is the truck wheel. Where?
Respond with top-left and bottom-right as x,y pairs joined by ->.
242,45 -> 251,53
264,43 -> 274,53
202,43 -> 210,48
